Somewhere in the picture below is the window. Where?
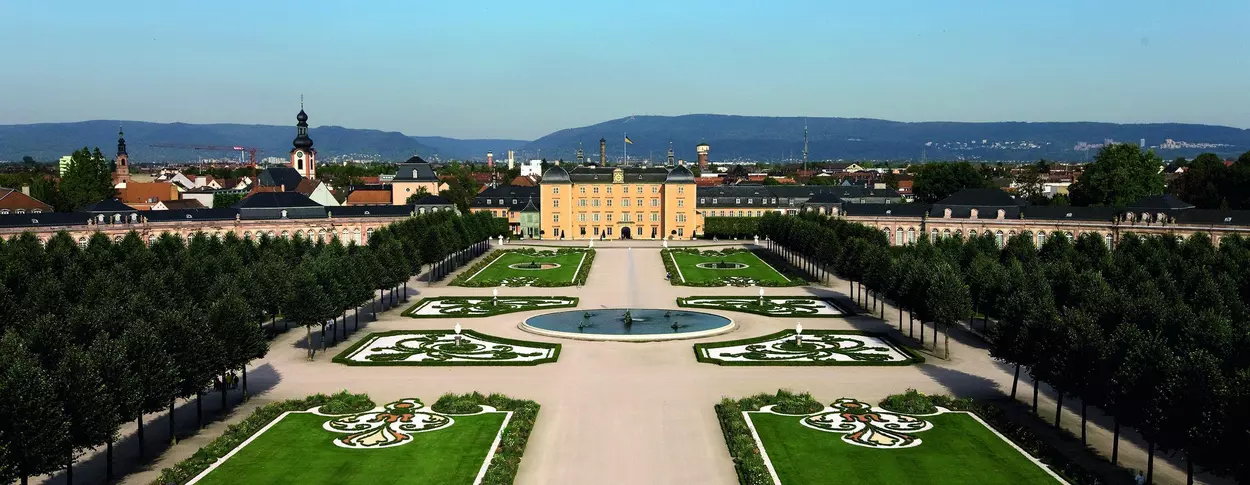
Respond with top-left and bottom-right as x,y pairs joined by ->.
622,213 -> 631,222
651,186 -> 659,193
592,199 -> 600,207
578,213 -> 586,222
1104,233 -> 1113,248
636,198 -> 643,206
678,228 -> 685,237
678,186 -> 684,194
712,198 -> 718,204
677,199 -> 684,207
650,199 -> 659,207
943,229 -> 951,239
580,186 -> 586,194
592,213 -> 600,222
553,187 -> 559,194
607,199 -> 613,207
78,237 -> 88,248
700,198 -> 705,204
636,185 -> 642,194
594,227 -> 600,236
607,186 -> 613,194
735,198 -> 741,204
747,198 -> 753,204
0,209 -> 7,215
593,187 -> 600,194
553,199 -> 559,208
486,199 -> 492,205
650,213 -> 659,222
579,199 -> 587,207
932,229 -> 939,240
636,212 -> 642,222
896,228 -> 904,245
622,199 -> 630,207
995,231 -> 1004,247
738,211 -> 744,217
553,214 -> 560,222
677,213 -> 687,223
607,213 -> 613,222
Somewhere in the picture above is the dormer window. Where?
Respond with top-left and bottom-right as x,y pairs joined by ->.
1224,217 -> 1233,223
412,169 -> 419,178
487,199 -> 492,205
735,198 -> 741,204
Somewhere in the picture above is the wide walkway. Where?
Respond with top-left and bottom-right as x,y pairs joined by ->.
97,240 -> 1210,485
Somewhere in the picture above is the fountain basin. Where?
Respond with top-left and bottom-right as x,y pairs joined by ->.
520,308 -> 736,342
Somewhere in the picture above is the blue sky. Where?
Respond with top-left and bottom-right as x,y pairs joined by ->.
1,0 -> 1247,139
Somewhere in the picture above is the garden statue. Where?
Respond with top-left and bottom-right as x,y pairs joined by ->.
492,288 -> 498,306
759,288 -> 765,306
795,322 -> 803,346
623,310 -> 633,326
454,323 -> 463,346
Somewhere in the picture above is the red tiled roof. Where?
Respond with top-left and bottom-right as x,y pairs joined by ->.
0,188 -> 54,211
346,188 -> 393,205
119,182 -> 178,204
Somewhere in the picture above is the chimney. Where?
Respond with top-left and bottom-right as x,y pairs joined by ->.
599,138 -> 607,165
487,152 -> 494,169
21,185 -> 30,196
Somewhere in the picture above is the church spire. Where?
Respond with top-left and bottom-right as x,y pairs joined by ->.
666,141 -> 675,166
293,100 -> 313,150
116,126 -> 127,157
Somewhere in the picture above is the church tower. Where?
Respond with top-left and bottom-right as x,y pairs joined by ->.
112,127 -> 131,185
290,103 -> 317,180
667,141 -> 675,166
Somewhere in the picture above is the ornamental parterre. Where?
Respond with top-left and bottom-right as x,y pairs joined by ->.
334,330 -> 561,366
694,330 -> 922,366
678,296 -> 845,317
404,296 -> 578,318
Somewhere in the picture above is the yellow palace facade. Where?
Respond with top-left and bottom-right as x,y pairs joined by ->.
539,164 -> 697,240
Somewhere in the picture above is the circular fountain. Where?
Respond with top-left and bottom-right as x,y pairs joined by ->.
520,308 -> 735,341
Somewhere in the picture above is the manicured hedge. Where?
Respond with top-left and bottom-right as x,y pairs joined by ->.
432,392 -> 541,485
877,391 -> 1137,485
401,296 -> 579,319
703,217 -> 761,239
716,390 -> 823,485
153,391 -> 375,485
451,248 -> 594,287
662,248 -> 806,287
693,330 -> 924,366
676,296 -> 850,318
331,330 -> 562,366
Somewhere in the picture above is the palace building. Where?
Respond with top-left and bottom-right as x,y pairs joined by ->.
540,164 -> 697,240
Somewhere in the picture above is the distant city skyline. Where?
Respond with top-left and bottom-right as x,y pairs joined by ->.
2,0 -> 1248,140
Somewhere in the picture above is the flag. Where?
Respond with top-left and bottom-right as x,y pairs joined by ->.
624,136 -> 634,145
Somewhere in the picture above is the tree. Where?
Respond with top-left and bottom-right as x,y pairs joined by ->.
56,345 -> 116,484
0,332 -> 68,485
1169,153 -> 1227,209
1013,165 -> 1046,203
1068,143 -> 1164,207
58,147 -> 115,211
212,192 -> 246,208
881,171 -> 900,190
910,162 -> 990,203
405,187 -> 432,204
285,263 -> 338,359
924,261 -> 972,359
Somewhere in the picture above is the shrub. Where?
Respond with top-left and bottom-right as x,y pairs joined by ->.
432,392 -> 486,414
879,388 -> 938,414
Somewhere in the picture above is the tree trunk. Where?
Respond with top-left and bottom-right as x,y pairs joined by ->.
1032,379 -> 1039,414
1011,365 -> 1020,399
1111,417 -> 1120,464
196,391 -> 203,428
1080,402 -> 1088,445
320,323 -> 326,352
220,371 -> 227,412
242,365 -> 248,400
933,321 -> 939,349
106,437 -> 114,481
1146,441 -> 1155,484
306,325 -> 313,359
1187,455 -> 1194,485
944,326 -> 950,359
920,318 -> 925,345
355,307 -> 360,331
898,307 -> 903,331
66,451 -> 72,485
909,313 -> 914,337
137,415 -> 145,458
169,401 -> 177,445
1054,391 -> 1063,428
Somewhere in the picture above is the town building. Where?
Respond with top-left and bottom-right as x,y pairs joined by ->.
0,187 -> 53,214
390,157 -> 441,205
470,185 -> 541,238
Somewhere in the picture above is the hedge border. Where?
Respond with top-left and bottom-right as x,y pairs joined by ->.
401,296 -> 579,319
450,248 -> 595,287
433,392 -> 541,485
153,391 -> 376,485
693,329 -> 924,366
661,248 -> 806,287
676,296 -> 851,318
331,329 -> 562,367
715,390 -> 825,485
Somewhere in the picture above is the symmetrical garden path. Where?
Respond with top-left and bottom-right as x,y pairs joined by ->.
105,240 -> 1206,485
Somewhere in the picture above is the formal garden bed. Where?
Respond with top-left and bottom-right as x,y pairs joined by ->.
333,330 -> 561,366
403,296 -> 578,318
677,296 -> 847,317
662,248 -> 804,287
165,391 -> 537,485
717,390 -> 1069,485
694,330 -> 922,366
452,248 -> 594,287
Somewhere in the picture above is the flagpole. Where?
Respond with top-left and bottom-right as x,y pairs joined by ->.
623,133 -> 627,166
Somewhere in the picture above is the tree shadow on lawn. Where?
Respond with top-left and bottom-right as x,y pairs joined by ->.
36,363 -> 282,485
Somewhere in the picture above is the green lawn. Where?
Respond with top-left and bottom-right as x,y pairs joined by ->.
667,250 -> 794,286
196,412 -> 506,485
461,250 -> 587,286
749,412 -> 1061,485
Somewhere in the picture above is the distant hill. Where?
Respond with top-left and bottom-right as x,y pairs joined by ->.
521,114 -> 1250,162
411,136 -> 528,160
0,121 -> 445,163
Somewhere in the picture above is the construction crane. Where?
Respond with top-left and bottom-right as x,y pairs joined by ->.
149,144 -> 263,168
